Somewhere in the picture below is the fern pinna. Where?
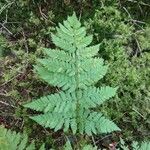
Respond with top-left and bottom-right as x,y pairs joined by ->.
24,13 -> 120,135
0,126 -> 45,150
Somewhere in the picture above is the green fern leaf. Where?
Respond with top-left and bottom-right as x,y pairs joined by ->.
81,86 -> 118,108
63,140 -> 97,150
82,145 -> 97,150
24,92 -> 76,113
132,141 -> 150,150
26,143 -> 35,150
79,44 -> 100,58
0,126 -> 45,150
24,13 -> 120,135
82,112 -> 120,135
139,141 -> 150,150
44,48 -> 71,62
63,141 -> 73,150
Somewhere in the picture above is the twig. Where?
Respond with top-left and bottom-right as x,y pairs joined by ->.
22,30 -> 29,53
0,22 -> 13,35
38,5 -> 48,20
3,22 -> 20,24
91,135 -> 97,147
20,119 -> 24,129
79,9 -> 82,21
123,7 -> 145,30
38,5 -> 55,25
127,0 -> 150,7
132,107 -> 146,119
0,100 -> 16,108
129,19 -> 146,24
0,93 -> 7,96
0,1 -> 14,14
123,7 -> 132,19
95,134 -> 112,144
0,73 -> 21,86
135,38 -> 143,56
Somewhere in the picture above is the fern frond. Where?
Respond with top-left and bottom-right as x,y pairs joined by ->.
81,86 -> 118,108
120,139 -> 150,150
34,65 -> 76,91
24,13 -> 120,135
132,141 -> 150,150
30,112 -> 77,133
35,56 -> 108,91
63,140 -> 97,150
37,58 -> 75,75
0,126 -> 45,150
82,145 -> 97,150
24,91 -> 76,113
79,112 -> 120,135
79,59 -> 108,88
51,33 -> 76,53
63,141 -> 73,150
79,44 -> 100,58
44,48 -> 71,62
92,113 -> 120,134
77,35 -> 93,49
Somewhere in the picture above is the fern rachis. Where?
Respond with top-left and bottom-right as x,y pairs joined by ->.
24,13 -> 120,135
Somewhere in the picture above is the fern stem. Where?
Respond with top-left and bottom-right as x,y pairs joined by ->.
74,40 -> 80,133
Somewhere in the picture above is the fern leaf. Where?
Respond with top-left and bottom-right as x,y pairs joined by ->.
75,27 -> 86,38
0,126 -> 44,150
95,115 -> 121,133
18,135 -> 29,150
70,119 -> 77,134
79,44 -> 100,58
67,12 -> 81,29
51,33 -> 76,53
37,58 -> 75,75
44,48 -> 71,62
63,140 -> 97,150
34,65 -> 75,90
63,141 -> 73,150
26,143 -> 35,150
77,35 -> 93,49
30,111 -> 76,133
121,141 -> 150,150
83,112 -> 120,135
39,144 -> 46,150
56,27 -> 74,44
24,13 -> 120,135
82,145 -> 97,150
131,141 -> 139,150
24,92 -> 76,113
138,141 -> 150,150
81,86 -> 117,108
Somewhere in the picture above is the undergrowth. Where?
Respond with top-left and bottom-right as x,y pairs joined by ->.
0,0 -> 150,149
